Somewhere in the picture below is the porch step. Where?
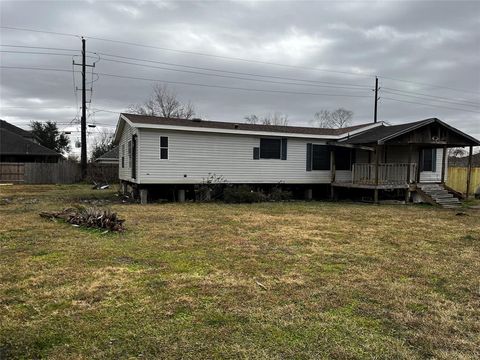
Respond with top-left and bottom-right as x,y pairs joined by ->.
417,183 -> 462,208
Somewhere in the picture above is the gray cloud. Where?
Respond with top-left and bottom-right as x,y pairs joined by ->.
1,0 -> 479,148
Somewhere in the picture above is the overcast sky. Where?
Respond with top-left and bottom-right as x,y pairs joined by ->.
1,0 -> 479,152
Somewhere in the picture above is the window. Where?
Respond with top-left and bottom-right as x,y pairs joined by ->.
312,145 -> 330,170
306,144 -> 330,171
335,148 -> 353,171
127,140 -> 132,168
160,136 -> 168,159
121,144 -> 125,168
258,138 -> 287,159
422,148 -> 436,172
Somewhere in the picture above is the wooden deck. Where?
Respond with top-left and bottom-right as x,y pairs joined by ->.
332,181 -> 410,190
332,163 -> 416,190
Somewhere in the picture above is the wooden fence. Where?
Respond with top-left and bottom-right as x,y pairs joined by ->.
447,167 -> 480,195
0,162 -> 118,184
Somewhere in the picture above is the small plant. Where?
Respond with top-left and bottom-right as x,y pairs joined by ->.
195,173 -> 228,201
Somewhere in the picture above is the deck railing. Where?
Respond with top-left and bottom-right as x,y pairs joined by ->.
352,163 -> 417,185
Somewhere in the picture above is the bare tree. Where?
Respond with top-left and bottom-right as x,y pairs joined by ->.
91,129 -> 115,160
312,108 -> 353,128
129,84 -> 195,119
244,112 -> 289,126
448,147 -> 467,158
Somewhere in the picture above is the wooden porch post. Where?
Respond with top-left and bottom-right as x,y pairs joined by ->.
441,146 -> 447,184
407,144 -> 412,183
330,149 -> 336,183
416,148 -> 422,183
374,145 -> 379,204
466,145 -> 473,198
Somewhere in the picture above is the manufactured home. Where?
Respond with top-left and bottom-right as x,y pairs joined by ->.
113,113 -> 478,206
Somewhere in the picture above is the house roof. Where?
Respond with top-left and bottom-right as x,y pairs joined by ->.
0,127 -> 61,156
114,113 -> 380,143
343,118 -> 480,146
95,146 -> 119,161
0,119 -> 35,140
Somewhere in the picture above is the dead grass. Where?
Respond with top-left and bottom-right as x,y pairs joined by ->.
0,184 -> 479,359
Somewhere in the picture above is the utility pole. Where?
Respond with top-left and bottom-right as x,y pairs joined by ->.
73,37 -> 94,180
373,76 -> 379,123
81,37 -> 87,179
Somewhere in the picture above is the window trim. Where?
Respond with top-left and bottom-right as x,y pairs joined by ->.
159,136 -> 169,160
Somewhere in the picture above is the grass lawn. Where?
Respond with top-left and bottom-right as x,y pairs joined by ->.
0,184 -> 479,359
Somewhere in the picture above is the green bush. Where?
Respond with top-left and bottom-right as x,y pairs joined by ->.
223,185 -> 266,203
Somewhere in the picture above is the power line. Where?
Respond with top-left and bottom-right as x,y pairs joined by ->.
381,96 -> 480,114
99,56 -> 371,91
382,90 -> 480,109
0,25 -> 373,78
3,26 -> 479,96
382,87 -> 479,107
0,50 -> 80,57
0,26 -> 80,38
95,71 -> 372,98
0,44 -> 80,52
378,75 -> 480,96
0,65 -> 78,73
0,49 -> 97,60
0,65 -> 372,98
1,106 -> 77,109
94,51 -> 371,88
1,44 -> 372,89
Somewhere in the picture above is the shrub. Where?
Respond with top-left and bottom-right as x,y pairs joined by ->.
223,185 -> 266,203
268,186 -> 293,201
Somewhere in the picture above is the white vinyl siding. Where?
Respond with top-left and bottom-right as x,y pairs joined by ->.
118,122 -> 139,183
137,129 -> 336,184
420,148 -> 446,183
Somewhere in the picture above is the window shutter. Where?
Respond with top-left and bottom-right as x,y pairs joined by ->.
306,143 -> 312,171
253,147 -> 260,160
281,138 -> 287,160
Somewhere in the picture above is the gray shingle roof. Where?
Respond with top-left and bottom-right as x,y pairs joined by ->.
122,113 -> 374,136
343,118 -> 480,145
0,128 -> 60,156
96,146 -> 119,160
0,119 -> 35,139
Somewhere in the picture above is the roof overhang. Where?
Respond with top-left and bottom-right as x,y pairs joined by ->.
378,118 -> 480,146
113,114 -> 384,142
341,118 -> 480,146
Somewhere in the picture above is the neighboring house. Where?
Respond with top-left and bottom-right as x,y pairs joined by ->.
113,113 -> 479,205
0,119 -> 61,163
94,147 -> 119,165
